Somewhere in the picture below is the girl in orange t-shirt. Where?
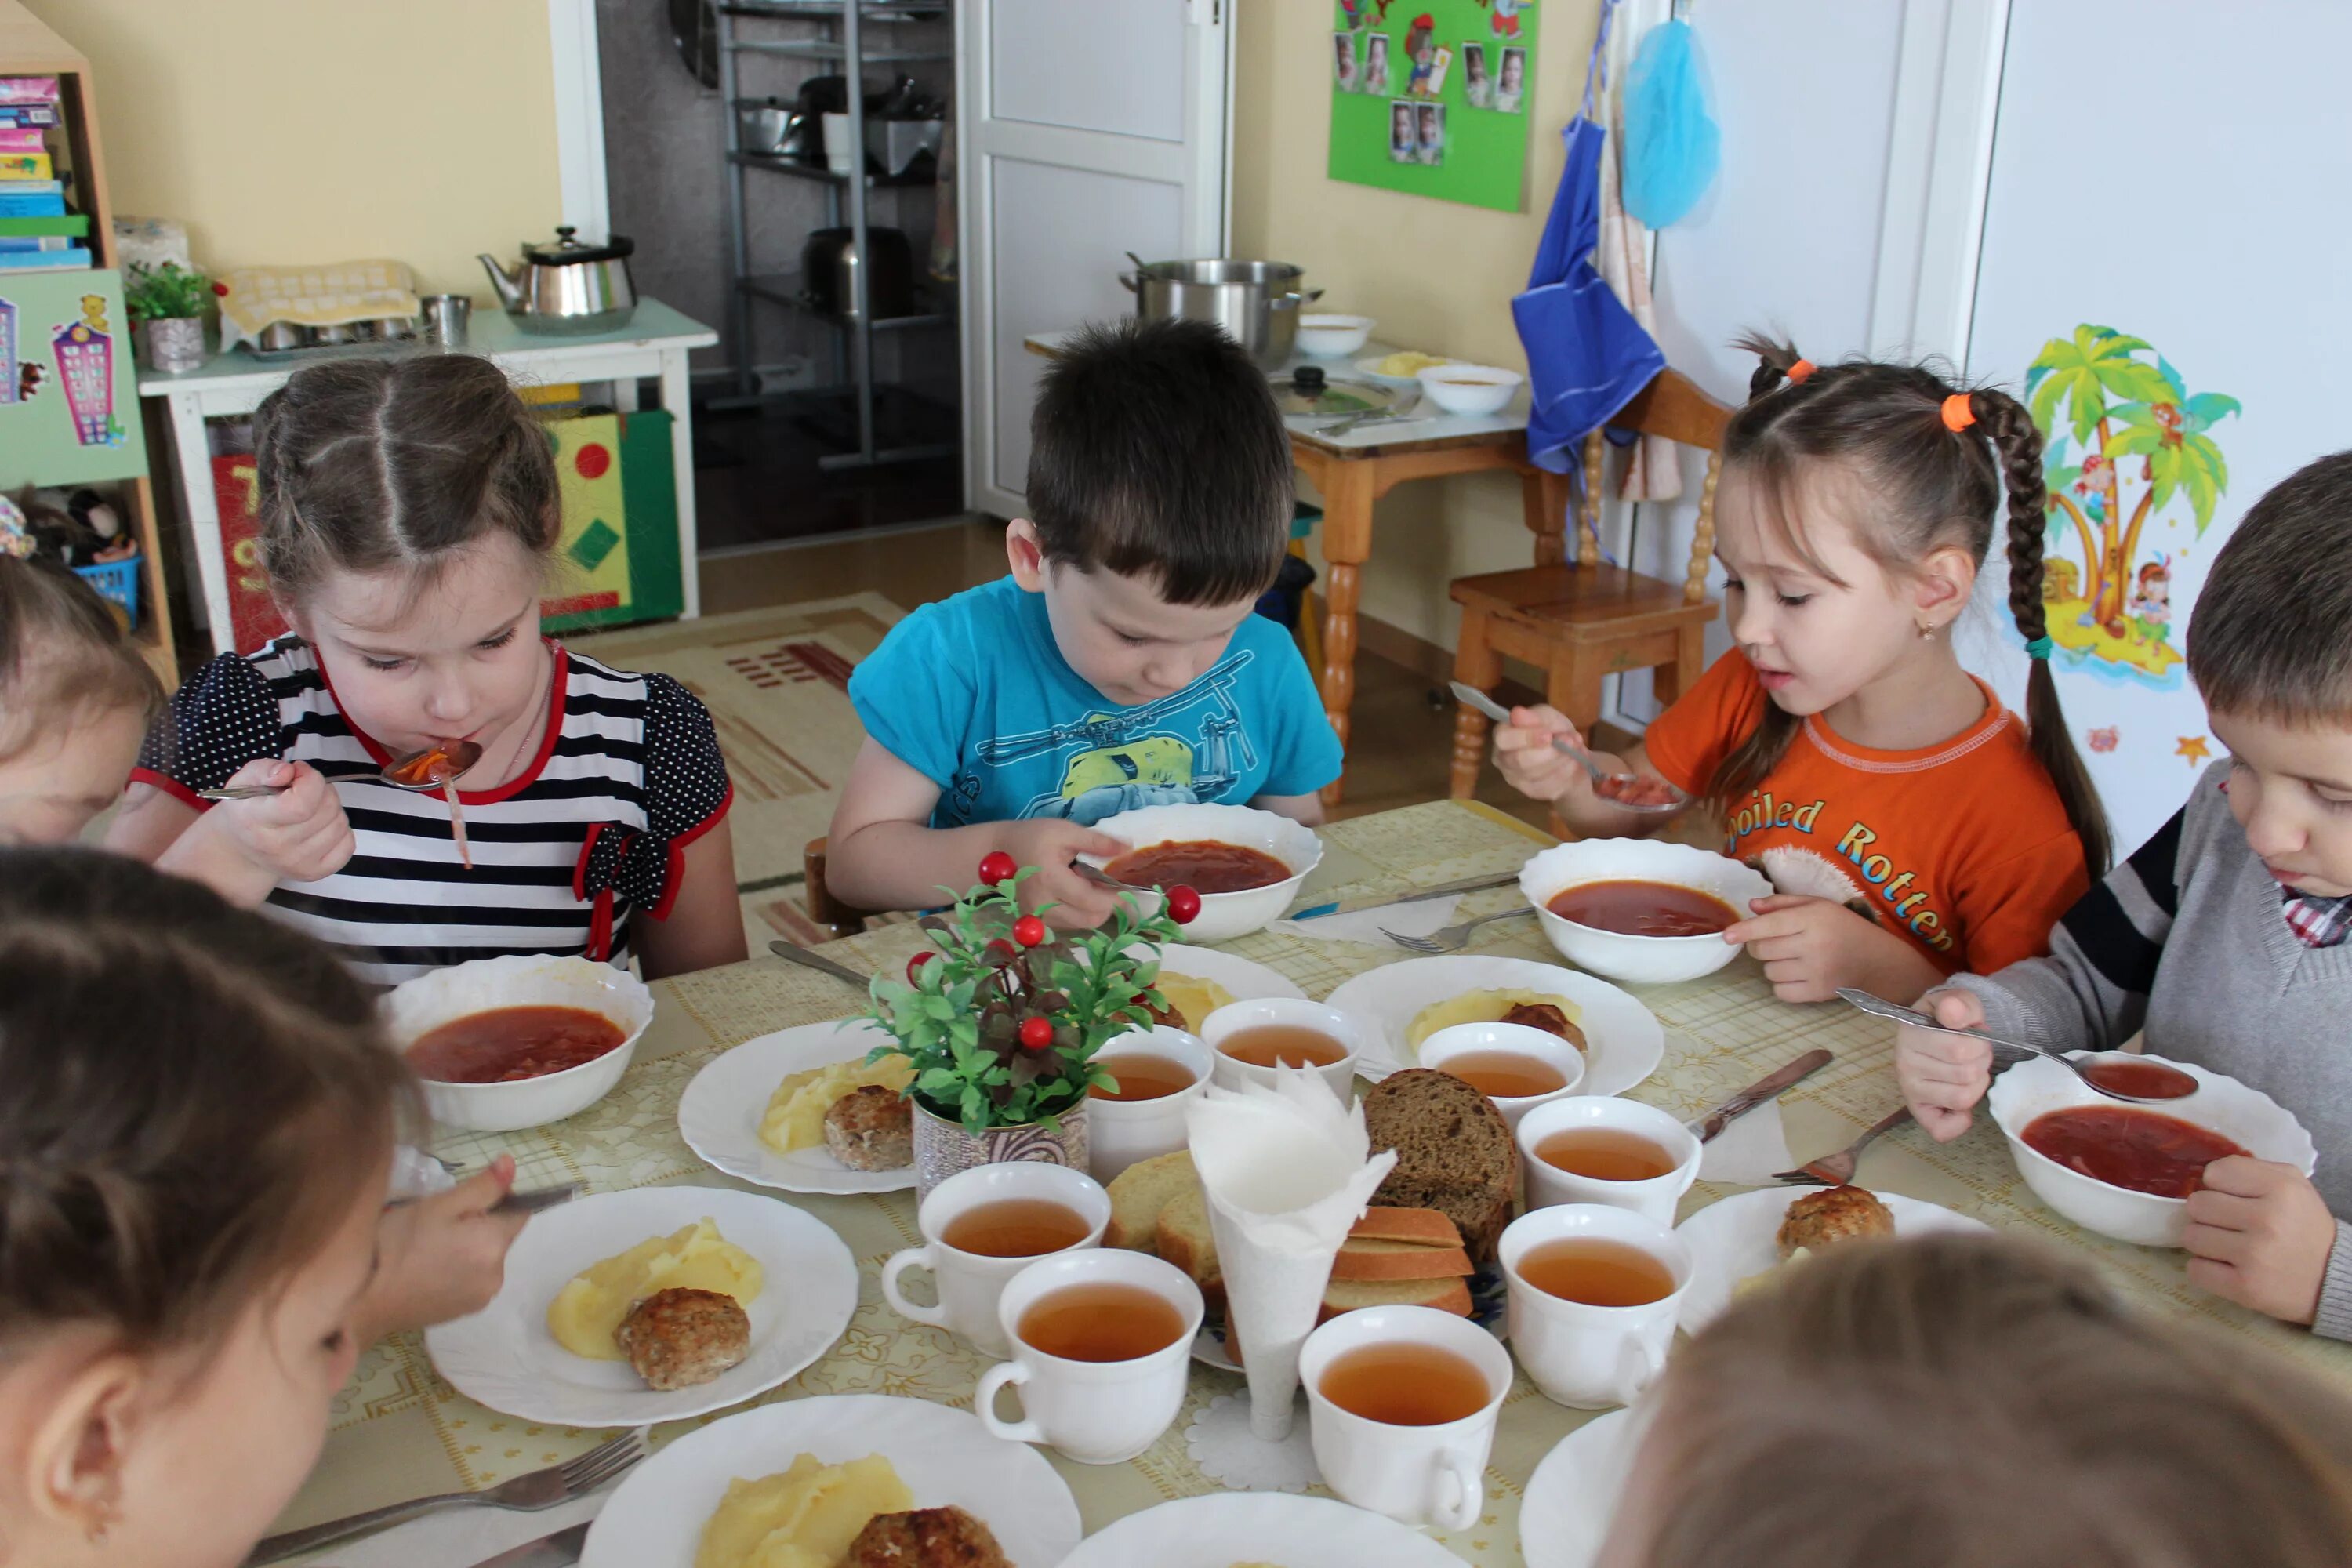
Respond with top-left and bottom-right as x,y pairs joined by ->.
1492,339 -> 2107,1003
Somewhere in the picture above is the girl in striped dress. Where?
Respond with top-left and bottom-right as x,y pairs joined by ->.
111,355 -> 747,985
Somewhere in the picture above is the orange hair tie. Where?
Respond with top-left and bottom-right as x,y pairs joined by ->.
1785,358 -> 1817,384
1942,393 -> 1977,432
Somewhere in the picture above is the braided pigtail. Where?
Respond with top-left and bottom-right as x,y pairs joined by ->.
1973,387 -> 2112,875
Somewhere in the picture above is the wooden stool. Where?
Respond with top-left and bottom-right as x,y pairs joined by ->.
1446,369 -> 1730,801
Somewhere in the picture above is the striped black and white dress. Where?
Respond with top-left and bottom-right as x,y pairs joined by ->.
133,637 -> 732,987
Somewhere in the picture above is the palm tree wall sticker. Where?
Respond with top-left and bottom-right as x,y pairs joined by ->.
2026,324 -> 2240,689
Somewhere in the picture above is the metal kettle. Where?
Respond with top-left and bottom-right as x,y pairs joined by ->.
478,227 -> 638,336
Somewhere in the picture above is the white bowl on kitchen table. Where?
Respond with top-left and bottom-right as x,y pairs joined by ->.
1986,1053 -> 2315,1248
1520,839 -> 1769,985
1296,314 -> 1377,357
383,955 -> 655,1132
1417,363 -> 1523,416
1080,803 -> 1323,944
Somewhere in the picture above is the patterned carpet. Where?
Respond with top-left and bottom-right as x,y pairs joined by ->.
572,592 -> 904,951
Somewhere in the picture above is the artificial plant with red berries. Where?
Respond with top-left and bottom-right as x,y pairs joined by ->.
865,851 -> 1202,1134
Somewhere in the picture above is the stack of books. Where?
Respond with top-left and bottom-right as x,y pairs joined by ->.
0,77 -> 89,273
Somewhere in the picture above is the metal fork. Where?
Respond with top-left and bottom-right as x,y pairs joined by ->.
244,1428 -> 648,1564
1381,906 -> 1536,954
1772,1105 -> 1915,1187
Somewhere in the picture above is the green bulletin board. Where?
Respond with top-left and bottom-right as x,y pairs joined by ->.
1328,0 -> 1540,213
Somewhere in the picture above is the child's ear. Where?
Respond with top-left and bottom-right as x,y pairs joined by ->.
25,1351 -> 142,1542
1005,520 -> 1049,591
1913,545 -> 1977,622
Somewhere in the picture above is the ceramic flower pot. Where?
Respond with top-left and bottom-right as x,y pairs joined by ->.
911,1095 -> 1091,1199
139,315 -> 205,374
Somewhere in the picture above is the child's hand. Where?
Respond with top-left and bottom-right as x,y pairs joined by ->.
2183,1158 -> 2338,1325
1893,988 -> 1995,1141
358,1155 -> 529,1341
212,758 -> 355,883
1492,705 -> 1591,804
1724,894 -> 1941,1007
996,818 -> 1132,931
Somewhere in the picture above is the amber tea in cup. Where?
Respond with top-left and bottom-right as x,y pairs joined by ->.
941,1197 -> 1094,1258
1515,1236 -> 1677,1307
1087,1054 -> 1199,1103
1017,1281 -> 1189,1363
1317,1341 -> 1494,1426
1439,1049 -> 1569,1100
1218,1024 -> 1347,1069
1536,1127 -> 1679,1182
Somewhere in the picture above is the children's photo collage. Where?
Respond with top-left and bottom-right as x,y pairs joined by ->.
1334,2 -> 1528,169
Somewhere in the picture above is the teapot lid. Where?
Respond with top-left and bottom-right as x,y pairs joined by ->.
521,226 -> 636,266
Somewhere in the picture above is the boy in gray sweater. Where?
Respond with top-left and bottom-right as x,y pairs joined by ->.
1897,452 -> 2352,1341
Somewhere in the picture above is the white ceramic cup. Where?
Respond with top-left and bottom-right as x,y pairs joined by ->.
1501,1203 -> 1692,1410
1517,1095 -> 1703,1225
975,1248 -> 1205,1464
1298,1305 -> 1512,1531
1415,1021 -> 1588,1130
880,1162 -> 1109,1359
1200,997 -> 1370,1100
1087,1026 -> 1214,1184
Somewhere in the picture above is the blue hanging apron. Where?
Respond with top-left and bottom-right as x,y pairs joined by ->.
1512,0 -> 1666,481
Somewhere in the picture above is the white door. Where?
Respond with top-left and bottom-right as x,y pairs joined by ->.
956,0 -> 1233,518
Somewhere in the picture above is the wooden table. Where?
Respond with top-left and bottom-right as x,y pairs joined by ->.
1025,332 -> 1566,804
136,300 -> 718,654
275,798 -> 2351,1567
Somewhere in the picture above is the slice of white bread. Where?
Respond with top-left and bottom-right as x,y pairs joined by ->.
1329,1235 -> 1475,1282
1153,1185 -> 1225,1312
1105,1149 -> 1196,1251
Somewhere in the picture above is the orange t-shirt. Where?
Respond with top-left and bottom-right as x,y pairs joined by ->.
1642,650 -> 2089,976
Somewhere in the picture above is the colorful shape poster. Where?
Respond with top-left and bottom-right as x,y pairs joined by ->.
1328,0 -> 1539,212
0,267 -> 148,488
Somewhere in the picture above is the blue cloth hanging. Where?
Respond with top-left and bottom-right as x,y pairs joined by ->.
1512,114 -> 1666,477
1622,18 -> 1719,228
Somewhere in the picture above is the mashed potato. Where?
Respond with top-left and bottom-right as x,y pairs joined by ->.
695,1453 -> 913,1568
760,1051 -> 913,1155
1369,350 -> 1454,377
1406,987 -> 1583,1050
1153,972 -> 1236,1033
546,1219 -> 763,1359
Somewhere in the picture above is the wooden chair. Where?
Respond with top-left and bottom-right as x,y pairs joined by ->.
1447,369 -> 1731,801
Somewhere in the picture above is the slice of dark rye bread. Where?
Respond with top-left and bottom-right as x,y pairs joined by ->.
1361,1069 -> 1519,1265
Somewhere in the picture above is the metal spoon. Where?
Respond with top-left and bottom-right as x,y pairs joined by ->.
198,740 -> 487,801
1835,988 -> 2199,1105
1447,682 -> 1688,814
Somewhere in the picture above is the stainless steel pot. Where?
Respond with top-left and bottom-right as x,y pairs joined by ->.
1119,259 -> 1321,368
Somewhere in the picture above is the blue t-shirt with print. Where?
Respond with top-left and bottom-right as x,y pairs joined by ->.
849,575 -> 1345,828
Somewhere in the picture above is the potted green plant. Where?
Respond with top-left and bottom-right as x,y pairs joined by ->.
867,851 -> 1202,1193
125,262 -> 216,374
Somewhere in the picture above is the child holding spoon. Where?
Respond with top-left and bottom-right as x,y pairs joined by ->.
109,355 -> 746,983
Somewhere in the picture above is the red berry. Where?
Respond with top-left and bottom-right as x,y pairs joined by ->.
905,950 -> 935,984
978,851 -> 1018,886
1013,914 -> 1048,948
983,938 -> 1019,967
1166,885 -> 1203,925
1018,1016 -> 1054,1050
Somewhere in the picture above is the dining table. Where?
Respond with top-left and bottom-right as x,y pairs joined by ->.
278,797 -> 2352,1566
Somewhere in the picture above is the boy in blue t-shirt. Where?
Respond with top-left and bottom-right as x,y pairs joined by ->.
830,318 -> 1344,927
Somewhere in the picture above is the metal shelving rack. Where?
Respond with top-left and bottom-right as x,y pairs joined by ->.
716,0 -> 957,470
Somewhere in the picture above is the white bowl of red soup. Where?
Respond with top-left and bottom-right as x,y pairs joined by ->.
385,955 -> 657,1132
1081,804 -> 1323,944
1518,840 -> 1772,985
1986,1053 -> 2316,1248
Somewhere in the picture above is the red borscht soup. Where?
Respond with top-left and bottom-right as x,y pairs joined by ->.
1547,879 -> 1739,938
2020,1105 -> 2248,1199
1106,840 -> 1291,895
406,1005 -> 628,1084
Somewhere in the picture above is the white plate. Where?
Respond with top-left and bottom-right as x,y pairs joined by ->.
1674,1186 -> 1994,1334
1323,955 -> 1664,1097
678,1018 -> 913,1195
1520,1409 -> 1643,1568
1054,1492 -> 1465,1568
425,1185 -> 856,1425
582,1394 -> 1080,1568
1136,941 -> 1309,1007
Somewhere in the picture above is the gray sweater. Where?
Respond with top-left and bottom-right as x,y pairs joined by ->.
1953,761 -> 2352,1341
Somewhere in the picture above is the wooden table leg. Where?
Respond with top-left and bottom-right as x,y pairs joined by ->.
1315,458 -> 1375,806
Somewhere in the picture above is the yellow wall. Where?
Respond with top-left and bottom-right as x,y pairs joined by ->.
22,0 -> 563,296
1232,0 -> 1600,652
